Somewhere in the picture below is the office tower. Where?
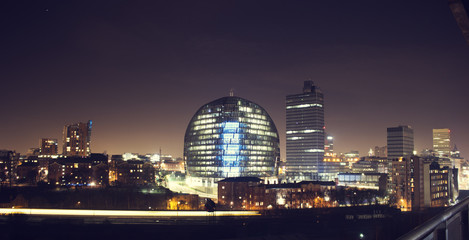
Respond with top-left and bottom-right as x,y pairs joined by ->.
433,128 -> 451,157
63,120 -> 92,157
39,138 -> 58,155
184,96 -> 280,192
387,125 -> 414,160
286,81 -> 325,180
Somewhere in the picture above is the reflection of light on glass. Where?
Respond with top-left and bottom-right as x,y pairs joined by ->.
222,122 -> 241,176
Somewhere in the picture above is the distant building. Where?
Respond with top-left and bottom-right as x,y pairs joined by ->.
160,159 -> 184,172
39,138 -> 58,156
433,128 -> 451,157
217,177 -> 336,210
47,154 -> 108,186
0,150 -> 20,186
26,148 -> 40,156
109,154 -> 156,186
429,162 -> 451,207
337,173 -> 387,194
391,156 -> 458,211
184,96 -> 280,193
391,156 -> 426,211
387,125 -> 414,160
325,135 -> 334,154
217,177 -> 264,210
451,145 -> 461,158
63,120 -> 92,157
344,151 -> 360,162
459,162 -> 469,190
374,146 -> 387,158
352,158 -> 388,174
16,157 -> 39,185
359,156 -> 390,173
286,81 -> 325,180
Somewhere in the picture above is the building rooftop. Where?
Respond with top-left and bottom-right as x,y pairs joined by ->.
218,177 -> 264,183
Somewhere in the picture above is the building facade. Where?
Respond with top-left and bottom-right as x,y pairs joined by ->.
391,156 -> 427,211
184,96 -> 280,191
387,125 -> 414,160
217,177 -> 336,210
0,150 -> 19,186
40,138 -> 58,156
63,120 -> 92,157
429,162 -> 450,207
433,128 -> 451,157
285,81 -> 325,180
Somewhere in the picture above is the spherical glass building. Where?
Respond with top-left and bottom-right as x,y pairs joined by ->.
184,96 -> 280,188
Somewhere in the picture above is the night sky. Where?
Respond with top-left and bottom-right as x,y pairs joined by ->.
1,0 -> 468,159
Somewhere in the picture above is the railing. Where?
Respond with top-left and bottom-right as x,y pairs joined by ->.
397,197 -> 469,240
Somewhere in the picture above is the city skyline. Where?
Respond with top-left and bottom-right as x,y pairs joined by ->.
1,0 -> 469,159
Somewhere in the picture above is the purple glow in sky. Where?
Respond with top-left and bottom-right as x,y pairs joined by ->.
1,0 -> 468,159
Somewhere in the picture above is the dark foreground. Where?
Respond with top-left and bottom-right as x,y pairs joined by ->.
0,206 -> 444,240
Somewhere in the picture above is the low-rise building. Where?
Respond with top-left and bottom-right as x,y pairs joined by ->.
337,173 -> 387,195
218,177 -> 336,210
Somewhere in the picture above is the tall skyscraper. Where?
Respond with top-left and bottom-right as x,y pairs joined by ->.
286,81 -> 325,180
63,120 -> 92,157
433,128 -> 451,157
39,138 -> 58,156
387,125 -> 414,160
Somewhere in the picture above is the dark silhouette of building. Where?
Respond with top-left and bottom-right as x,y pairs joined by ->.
387,125 -> 414,161
449,0 -> 469,45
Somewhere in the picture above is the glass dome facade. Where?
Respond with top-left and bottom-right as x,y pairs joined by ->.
184,96 -> 280,179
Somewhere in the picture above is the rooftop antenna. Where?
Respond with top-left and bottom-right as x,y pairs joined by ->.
229,88 -> 234,97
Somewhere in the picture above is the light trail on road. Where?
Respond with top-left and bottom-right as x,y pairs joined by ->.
0,208 -> 260,217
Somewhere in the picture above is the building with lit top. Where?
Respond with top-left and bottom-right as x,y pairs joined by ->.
184,96 -> 280,192
63,120 -> 92,157
433,128 -> 451,157
285,81 -> 325,180
39,138 -> 58,156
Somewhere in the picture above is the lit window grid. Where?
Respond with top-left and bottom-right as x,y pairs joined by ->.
184,97 -> 280,178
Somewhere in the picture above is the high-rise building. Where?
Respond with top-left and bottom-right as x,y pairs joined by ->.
391,156 -> 427,211
63,120 -> 92,157
286,81 -> 325,180
39,138 -> 58,156
433,128 -> 451,157
387,125 -> 414,160
184,96 -> 280,193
